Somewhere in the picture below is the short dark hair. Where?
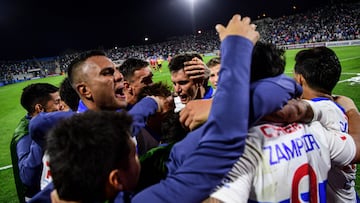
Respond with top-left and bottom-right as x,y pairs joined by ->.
46,110 -> 133,202
136,82 -> 173,102
161,111 -> 188,144
294,46 -> 341,94
118,58 -> 150,82
67,50 -> 107,86
59,77 -> 79,111
168,53 -> 203,72
250,42 -> 285,82
20,83 -> 59,114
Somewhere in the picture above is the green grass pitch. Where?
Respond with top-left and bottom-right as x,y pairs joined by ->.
0,46 -> 359,202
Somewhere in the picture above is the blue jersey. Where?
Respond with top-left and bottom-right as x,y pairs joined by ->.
29,97 -> 159,203
10,114 -> 40,200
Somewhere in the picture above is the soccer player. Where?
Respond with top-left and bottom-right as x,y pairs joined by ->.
209,97 -> 360,203
47,111 -> 140,203
10,83 -> 63,203
28,50 -> 170,202
118,58 -> 158,155
118,58 -> 154,107
294,46 -> 357,202
207,46 -> 360,202
39,13 -> 261,203
179,41 -> 302,131
58,77 -> 79,112
169,52 -> 214,112
131,14 -> 260,202
206,56 -> 221,91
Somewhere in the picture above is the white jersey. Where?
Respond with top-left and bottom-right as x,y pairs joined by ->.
211,120 -> 356,203
174,96 -> 185,113
40,153 -> 51,190
306,99 -> 356,202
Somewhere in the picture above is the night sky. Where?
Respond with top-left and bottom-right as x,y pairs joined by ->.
0,0 -> 331,61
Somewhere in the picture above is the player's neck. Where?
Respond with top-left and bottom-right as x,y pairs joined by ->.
303,88 -> 333,101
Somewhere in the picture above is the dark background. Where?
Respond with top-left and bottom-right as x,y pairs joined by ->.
0,0 -> 342,61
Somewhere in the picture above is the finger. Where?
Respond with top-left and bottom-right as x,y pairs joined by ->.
242,17 -> 251,24
215,24 -> 225,34
250,23 -> 257,30
184,117 -> 192,129
186,61 -> 204,67
185,68 -> 204,74
192,57 -> 201,62
189,123 -> 196,131
184,67 -> 205,75
179,111 -> 187,124
231,14 -> 241,24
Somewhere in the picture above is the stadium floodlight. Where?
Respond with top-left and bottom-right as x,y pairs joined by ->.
186,0 -> 196,6
184,0 -> 198,32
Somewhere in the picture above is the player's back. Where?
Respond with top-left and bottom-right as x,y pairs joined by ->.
249,121 -> 355,202
210,103 -> 357,203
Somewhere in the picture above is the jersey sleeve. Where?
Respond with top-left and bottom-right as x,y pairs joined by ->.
128,97 -> 158,137
304,99 -> 348,133
317,122 -> 355,167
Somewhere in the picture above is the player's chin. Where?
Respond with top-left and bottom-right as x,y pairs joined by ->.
114,96 -> 127,106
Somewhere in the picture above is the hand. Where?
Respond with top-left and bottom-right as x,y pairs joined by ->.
179,99 -> 212,131
184,57 -> 210,80
202,197 -> 221,203
263,99 -> 314,123
215,14 -> 259,45
333,95 -> 359,113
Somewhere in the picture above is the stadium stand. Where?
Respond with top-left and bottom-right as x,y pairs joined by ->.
0,2 -> 359,86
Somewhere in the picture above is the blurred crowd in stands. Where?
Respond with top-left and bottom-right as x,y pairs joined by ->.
0,2 -> 359,85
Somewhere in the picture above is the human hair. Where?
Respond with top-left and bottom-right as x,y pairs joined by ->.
46,110 -> 133,202
294,46 -> 341,94
136,82 -> 173,101
20,83 -> 59,114
160,111 -> 188,144
206,56 -> 221,68
250,42 -> 285,82
59,77 -> 79,111
168,53 -> 203,72
67,50 -> 107,86
118,58 -> 150,82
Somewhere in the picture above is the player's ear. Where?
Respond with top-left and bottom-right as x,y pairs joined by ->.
124,81 -> 134,95
124,81 -> 130,89
109,169 -> 124,191
76,83 -> 91,99
294,73 -> 304,86
298,75 -> 307,87
34,103 -> 44,113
